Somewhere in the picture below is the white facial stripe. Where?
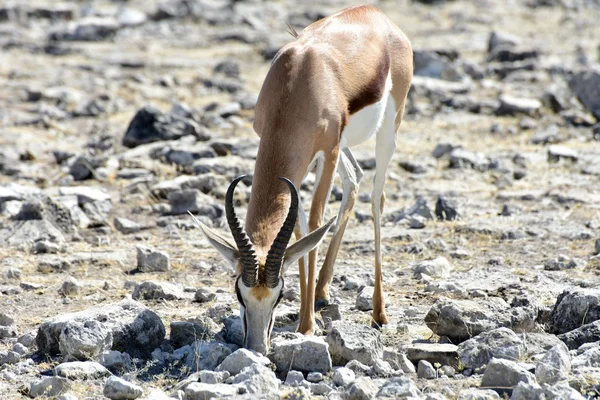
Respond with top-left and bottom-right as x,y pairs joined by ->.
237,279 -> 283,353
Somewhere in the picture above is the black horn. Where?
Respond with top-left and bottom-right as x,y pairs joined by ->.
226,176 -> 258,287
264,177 -> 299,288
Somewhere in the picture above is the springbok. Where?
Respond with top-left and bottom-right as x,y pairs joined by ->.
193,5 -> 413,355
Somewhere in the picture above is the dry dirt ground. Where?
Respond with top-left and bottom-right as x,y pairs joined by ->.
0,0 -> 599,399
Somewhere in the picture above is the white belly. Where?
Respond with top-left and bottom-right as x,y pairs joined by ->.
340,72 -> 393,148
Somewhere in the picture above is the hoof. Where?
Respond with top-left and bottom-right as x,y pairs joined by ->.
314,298 -> 330,310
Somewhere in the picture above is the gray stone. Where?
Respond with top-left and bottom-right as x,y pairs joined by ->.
114,218 -> 140,234
326,321 -> 383,366
132,281 -> 185,301
481,359 -> 535,388
383,349 -> 415,374
30,376 -> 72,398
199,370 -> 230,384
535,342 -> 570,384
432,142 -> 459,159
497,94 -> 541,116
569,70 -> 600,120
344,377 -> 379,400
59,277 -> 81,296
12,342 -> 28,355
170,320 -> 217,348
0,350 -> 20,365
118,8 -> 147,27
417,360 -> 436,379
306,372 -> 323,382
346,359 -> 371,375
571,345 -> 600,370
369,359 -> 395,377
136,245 -> 170,272
511,382 -> 544,400
413,257 -> 451,279
233,363 -> 279,396
33,240 -> 63,254
376,376 -> 421,398
99,350 -> 133,371
168,189 -> 221,217
489,31 -> 521,52
271,334 -> 332,373
58,319 -> 113,360
184,382 -> 238,400
58,186 -> 111,204
457,388 -> 501,400
185,341 -> 232,372
38,257 -> 71,273
548,145 -> 578,162
217,348 -> 271,376
195,288 -> 217,303
406,343 -> 458,368
543,383 -> 586,399
333,367 -> 355,387
310,382 -> 332,395
449,148 -> 489,170
122,106 -> 201,148
425,297 -> 536,342
458,328 -> 524,371
103,376 -> 143,400
5,220 -> 66,246
37,299 -> 165,359
356,286 -> 374,311
285,370 -> 305,386
54,361 -> 110,380
559,320 -> 600,350
549,289 -> 600,334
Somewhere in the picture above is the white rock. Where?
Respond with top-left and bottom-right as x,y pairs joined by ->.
356,286 -> 374,311
271,334 -> 332,373
414,257 -> 451,279
216,348 -> 270,376
30,376 -> 71,398
103,376 -> 143,400
535,342 -> 571,384
184,341 -> 231,372
58,186 -> 111,204
184,382 -> 238,400
326,321 -> 383,366
136,245 -> 170,272
481,359 -> 535,388
417,360 -> 436,379
54,361 -> 110,380
285,370 -> 305,386
333,367 -> 355,387
233,363 -> 279,396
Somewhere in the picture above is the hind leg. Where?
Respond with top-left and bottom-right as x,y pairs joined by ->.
370,94 -> 400,328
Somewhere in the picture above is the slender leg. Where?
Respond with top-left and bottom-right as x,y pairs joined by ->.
294,206 -> 309,329
315,148 -> 363,306
370,94 -> 399,328
297,148 -> 339,335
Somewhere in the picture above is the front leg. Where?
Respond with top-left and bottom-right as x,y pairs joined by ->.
297,148 -> 339,335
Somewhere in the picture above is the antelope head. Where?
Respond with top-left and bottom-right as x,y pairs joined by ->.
192,176 -> 334,354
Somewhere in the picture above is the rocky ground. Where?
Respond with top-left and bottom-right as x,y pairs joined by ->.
0,0 -> 600,399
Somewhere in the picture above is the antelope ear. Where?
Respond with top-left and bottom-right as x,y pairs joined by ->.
283,217 -> 336,269
188,212 -> 239,266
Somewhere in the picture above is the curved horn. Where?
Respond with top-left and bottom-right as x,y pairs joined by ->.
264,177 -> 299,288
226,175 -> 258,287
